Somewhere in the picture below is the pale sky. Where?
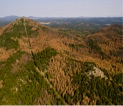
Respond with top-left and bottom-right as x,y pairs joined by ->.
0,0 -> 122,17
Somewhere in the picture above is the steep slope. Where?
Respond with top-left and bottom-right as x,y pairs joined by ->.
0,18 -> 122,105
0,17 -> 68,105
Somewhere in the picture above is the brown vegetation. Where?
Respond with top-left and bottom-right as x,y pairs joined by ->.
0,18 -> 122,105
0,48 -> 15,61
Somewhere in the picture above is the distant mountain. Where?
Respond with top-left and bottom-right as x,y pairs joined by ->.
0,15 -> 122,27
0,15 -> 20,27
28,16 -> 41,19
0,17 -> 122,105
0,15 -> 20,21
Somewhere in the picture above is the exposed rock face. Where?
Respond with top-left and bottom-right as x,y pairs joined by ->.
88,66 -> 108,79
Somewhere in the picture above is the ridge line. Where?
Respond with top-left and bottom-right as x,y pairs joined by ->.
23,18 -> 67,104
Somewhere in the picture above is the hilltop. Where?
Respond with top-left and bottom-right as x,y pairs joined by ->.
0,17 -> 122,105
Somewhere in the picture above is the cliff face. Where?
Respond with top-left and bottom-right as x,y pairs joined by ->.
0,18 -> 122,105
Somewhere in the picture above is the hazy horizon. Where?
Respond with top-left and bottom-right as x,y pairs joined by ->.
0,0 -> 122,17
0,15 -> 123,18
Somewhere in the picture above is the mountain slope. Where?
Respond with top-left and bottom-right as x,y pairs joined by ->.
0,17 -> 122,105
84,25 -> 122,74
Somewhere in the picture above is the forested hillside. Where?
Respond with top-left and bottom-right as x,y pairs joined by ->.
0,17 -> 122,105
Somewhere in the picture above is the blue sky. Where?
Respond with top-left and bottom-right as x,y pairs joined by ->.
0,0 -> 122,17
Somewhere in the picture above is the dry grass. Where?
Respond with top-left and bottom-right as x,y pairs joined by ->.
48,54 -> 74,97
0,48 -> 16,61
0,80 -> 3,88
